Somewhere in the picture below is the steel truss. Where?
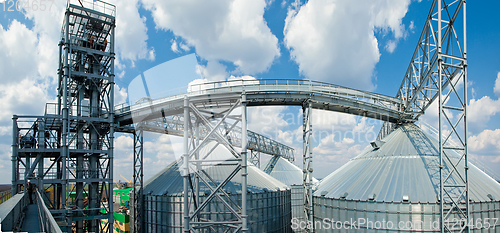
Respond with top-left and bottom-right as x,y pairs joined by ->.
302,101 -> 313,232
137,115 -> 295,164
180,94 -> 249,232
131,128 -> 144,233
394,0 -> 468,231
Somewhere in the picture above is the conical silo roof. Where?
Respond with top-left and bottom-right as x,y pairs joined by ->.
263,156 -> 319,186
144,141 -> 288,195
314,123 -> 500,203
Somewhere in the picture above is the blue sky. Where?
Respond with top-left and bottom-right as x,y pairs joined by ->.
1,0 -> 500,183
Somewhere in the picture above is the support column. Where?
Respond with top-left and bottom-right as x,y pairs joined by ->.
12,116 -> 18,194
183,96 -> 190,233
302,100 -> 313,233
241,93 -> 248,232
132,129 -> 144,233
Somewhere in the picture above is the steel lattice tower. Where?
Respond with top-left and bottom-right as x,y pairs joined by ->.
12,1 -> 116,232
60,1 -> 116,231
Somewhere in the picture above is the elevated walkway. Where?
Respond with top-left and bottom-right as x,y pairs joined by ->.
0,190 -> 62,233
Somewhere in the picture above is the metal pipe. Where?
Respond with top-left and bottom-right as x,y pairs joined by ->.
241,93 -> 248,232
183,96 -> 190,233
12,116 -> 18,194
61,9 -> 70,212
108,23 -> 116,229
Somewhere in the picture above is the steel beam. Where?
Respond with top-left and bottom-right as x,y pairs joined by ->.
303,101 -> 313,233
392,0 -> 468,231
181,96 -> 247,232
132,128 -> 144,233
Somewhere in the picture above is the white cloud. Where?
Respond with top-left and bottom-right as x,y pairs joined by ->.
171,39 -> 180,53
469,129 -> 500,155
468,96 -> 500,131
248,106 -> 289,137
0,20 -> 42,84
494,72 -> 500,97
142,0 -> 280,74
196,60 -> 228,81
114,84 -> 128,105
385,40 -> 397,53
0,78 -> 54,125
284,0 -> 411,90
109,0 -> 154,63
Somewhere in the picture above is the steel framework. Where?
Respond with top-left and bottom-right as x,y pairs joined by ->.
394,0 -> 468,231
11,1 -> 116,232
178,94 -> 249,232
131,128 -> 144,233
134,115 -> 295,164
302,101 -> 314,232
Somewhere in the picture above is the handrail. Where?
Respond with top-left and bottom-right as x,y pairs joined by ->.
0,190 -> 12,205
36,190 -> 62,233
0,192 -> 27,232
116,79 -> 402,117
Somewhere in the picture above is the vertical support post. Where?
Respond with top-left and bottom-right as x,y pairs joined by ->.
463,2 -> 470,232
302,100 -> 313,233
437,1 -> 468,232
61,10 -> 70,212
437,1 -> 444,231
12,116 -> 18,194
108,23 -> 116,233
195,120 -> 200,221
132,129 -> 144,233
241,93 -> 248,232
183,96 -> 190,233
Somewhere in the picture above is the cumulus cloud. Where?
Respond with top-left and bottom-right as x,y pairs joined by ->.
284,0 -> 411,90
114,84 -> 128,105
469,129 -> 500,156
196,60 -> 228,81
108,0 -> 154,63
0,20 -> 44,84
468,96 -> 500,131
142,0 -> 280,74
494,72 -> 500,97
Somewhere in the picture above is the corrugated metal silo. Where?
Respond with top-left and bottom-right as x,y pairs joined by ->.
142,141 -> 292,232
263,156 -> 319,232
312,124 -> 500,232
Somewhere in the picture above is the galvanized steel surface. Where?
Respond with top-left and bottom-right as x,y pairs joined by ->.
314,124 -> 500,203
263,156 -> 319,186
144,142 -> 288,195
144,190 -> 292,232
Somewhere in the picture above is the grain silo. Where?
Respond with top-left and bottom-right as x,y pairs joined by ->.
142,141 -> 292,232
263,156 -> 319,231
312,124 -> 500,232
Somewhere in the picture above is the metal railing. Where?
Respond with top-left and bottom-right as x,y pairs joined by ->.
116,79 -> 403,118
0,190 -> 12,205
0,192 -> 28,232
68,0 -> 116,17
36,190 -> 62,233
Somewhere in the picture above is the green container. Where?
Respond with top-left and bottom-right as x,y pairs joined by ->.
113,212 -> 129,223
113,188 -> 131,206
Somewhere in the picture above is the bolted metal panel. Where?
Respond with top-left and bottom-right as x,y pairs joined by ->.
315,124 -> 500,203
143,189 -> 292,232
313,197 -> 500,232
